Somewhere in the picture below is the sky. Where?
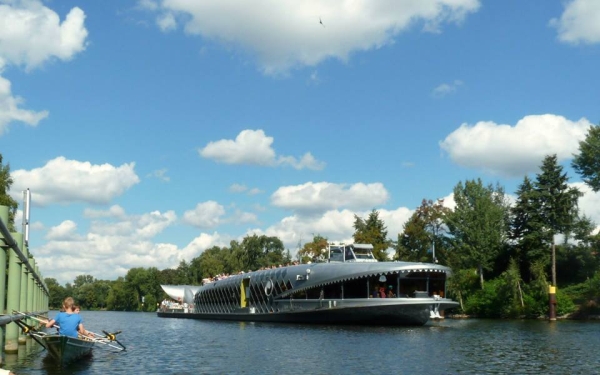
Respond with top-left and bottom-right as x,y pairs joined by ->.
0,0 -> 599,285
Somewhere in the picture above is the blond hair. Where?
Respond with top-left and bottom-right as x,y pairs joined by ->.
62,297 -> 75,311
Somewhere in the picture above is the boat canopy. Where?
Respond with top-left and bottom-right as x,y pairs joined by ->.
329,243 -> 376,263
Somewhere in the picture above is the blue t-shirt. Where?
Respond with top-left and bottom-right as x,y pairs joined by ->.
53,312 -> 82,338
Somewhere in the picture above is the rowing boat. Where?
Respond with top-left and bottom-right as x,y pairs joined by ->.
39,334 -> 95,364
13,311 -> 126,365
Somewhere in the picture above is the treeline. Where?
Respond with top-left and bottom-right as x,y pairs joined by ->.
8,125 -> 600,317
45,234 -> 294,311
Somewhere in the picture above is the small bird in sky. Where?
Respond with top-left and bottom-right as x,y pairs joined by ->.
319,17 -> 325,27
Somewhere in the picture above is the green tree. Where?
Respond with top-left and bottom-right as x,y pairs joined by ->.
572,124 -> 600,192
445,179 -> 509,289
45,278 -> 67,309
397,199 -> 450,263
533,154 -> 581,286
194,246 -> 228,279
298,235 -> 328,262
353,210 -> 390,261
509,176 -> 550,282
106,277 -> 135,311
0,154 -> 18,231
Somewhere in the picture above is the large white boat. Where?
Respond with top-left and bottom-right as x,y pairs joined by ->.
158,243 -> 459,326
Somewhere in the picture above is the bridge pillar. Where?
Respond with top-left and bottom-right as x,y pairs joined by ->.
5,232 -> 23,353
0,206 -> 9,359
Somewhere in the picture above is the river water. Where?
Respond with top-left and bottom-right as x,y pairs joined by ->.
3,311 -> 599,375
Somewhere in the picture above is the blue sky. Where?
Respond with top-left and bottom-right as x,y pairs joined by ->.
0,0 -> 599,285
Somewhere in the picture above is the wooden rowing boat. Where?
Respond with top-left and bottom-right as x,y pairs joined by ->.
41,334 -> 95,365
12,311 -> 126,365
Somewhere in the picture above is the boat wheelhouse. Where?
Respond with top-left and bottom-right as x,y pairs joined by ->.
158,243 -> 459,326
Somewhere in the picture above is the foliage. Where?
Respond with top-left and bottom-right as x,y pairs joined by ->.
572,124 -> 600,192
444,179 -> 509,289
532,154 -> 581,286
509,176 -> 550,282
446,268 -> 479,312
297,235 -> 329,263
0,153 -> 18,231
45,278 -> 67,309
397,199 -> 450,263
353,210 -> 391,261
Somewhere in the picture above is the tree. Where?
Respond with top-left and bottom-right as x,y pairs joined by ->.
353,210 -> 390,261
0,154 -> 18,231
509,176 -> 550,282
45,278 -> 67,309
532,154 -> 581,286
397,199 -> 450,263
572,124 -> 600,192
297,235 -> 328,263
444,179 -> 509,289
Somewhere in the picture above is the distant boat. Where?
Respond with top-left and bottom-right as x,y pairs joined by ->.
158,243 -> 459,326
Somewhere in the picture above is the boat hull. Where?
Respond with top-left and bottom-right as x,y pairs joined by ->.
158,298 -> 458,326
42,335 -> 94,364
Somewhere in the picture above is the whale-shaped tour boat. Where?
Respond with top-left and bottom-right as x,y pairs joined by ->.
157,243 -> 459,326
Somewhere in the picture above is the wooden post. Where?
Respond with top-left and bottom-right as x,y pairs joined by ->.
549,285 -> 557,321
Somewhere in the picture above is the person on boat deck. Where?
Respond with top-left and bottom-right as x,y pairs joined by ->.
378,285 -> 387,298
46,297 -> 91,338
74,304 -> 81,314
387,285 -> 396,298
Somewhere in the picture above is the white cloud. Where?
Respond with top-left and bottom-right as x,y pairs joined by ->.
45,220 -> 80,241
440,114 -> 593,177
258,206 -> 414,252
573,182 -> 600,233
271,181 -> 389,214
83,205 -> 127,219
432,79 -> 463,97
199,129 -> 325,170
142,0 -> 480,74
247,188 -> 263,195
0,1 -> 87,134
0,75 -> 48,135
10,157 -> 140,206
229,183 -> 248,193
35,207 -> 178,284
229,210 -> 259,225
550,0 -> 600,44
0,1 -> 88,70
157,12 -> 176,31
180,232 -> 231,260
182,201 -> 226,228
147,168 -> 170,182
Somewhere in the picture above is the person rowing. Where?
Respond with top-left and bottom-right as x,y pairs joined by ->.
45,297 -> 92,338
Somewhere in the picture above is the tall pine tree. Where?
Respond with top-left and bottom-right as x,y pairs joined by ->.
532,154 -> 581,287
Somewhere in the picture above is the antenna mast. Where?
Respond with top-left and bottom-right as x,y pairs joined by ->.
22,188 -> 30,247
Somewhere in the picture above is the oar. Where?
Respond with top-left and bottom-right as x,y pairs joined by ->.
98,330 -> 126,351
14,319 -> 47,349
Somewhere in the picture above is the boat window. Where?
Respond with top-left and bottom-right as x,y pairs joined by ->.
344,246 -> 355,261
329,246 -> 344,262
353,246 -> 375,260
